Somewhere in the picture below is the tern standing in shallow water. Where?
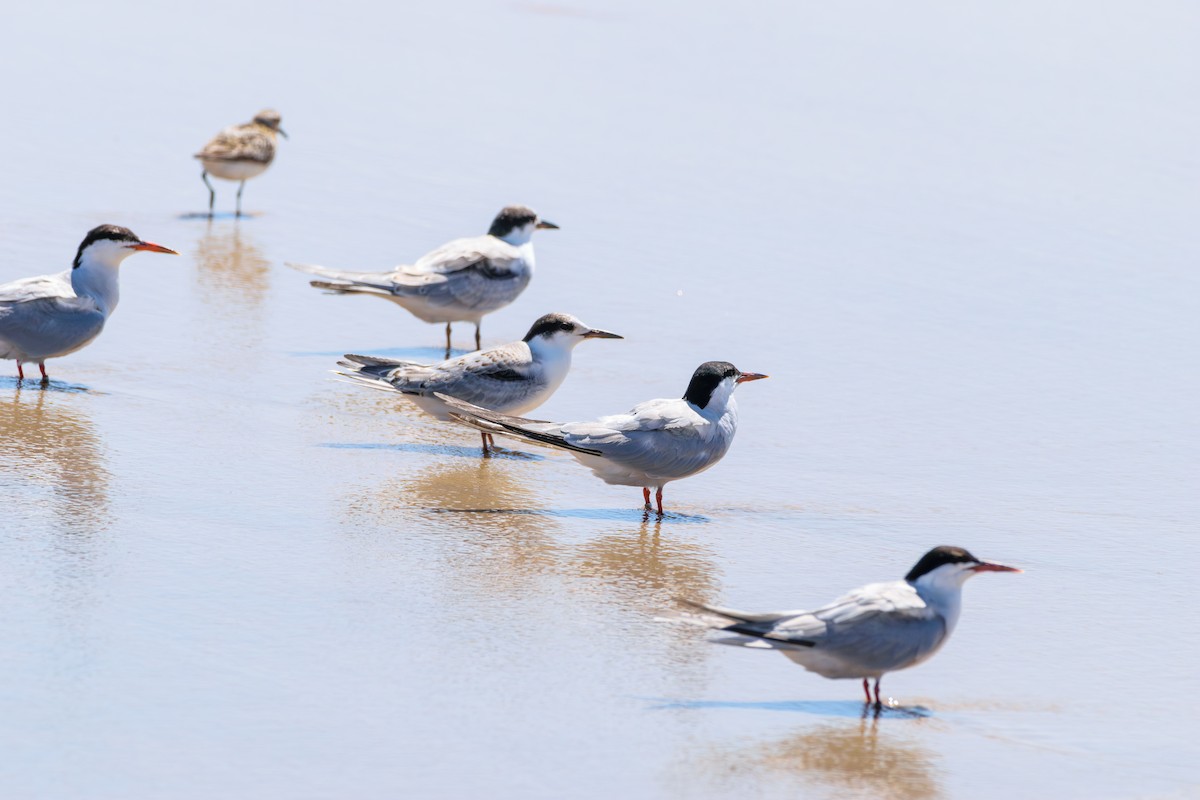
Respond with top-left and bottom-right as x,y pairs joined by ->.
439,361 -> 767,513
667,546 -> 1022,706
337,313 -> 622,454
195,109 -> 286,218
0,225 -> 178,381
288,205 -> 558,356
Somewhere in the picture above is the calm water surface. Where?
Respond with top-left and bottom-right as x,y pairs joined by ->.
1,1 -> 1197,797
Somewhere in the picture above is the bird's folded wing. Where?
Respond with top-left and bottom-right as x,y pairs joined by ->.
0,295 -> 104,346
554,406 -> 720,477
810,608 -> 946,669
0,272 -> 73,305
195,127 -> 273,162
411,236 -> 523,278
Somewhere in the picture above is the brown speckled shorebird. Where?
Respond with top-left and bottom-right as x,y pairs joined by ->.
194,109 -> 287,218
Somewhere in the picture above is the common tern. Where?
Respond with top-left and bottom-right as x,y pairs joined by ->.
438,361 -> 767,512
195,109 -> 286,218
667,546 -> 1021,706
288,205 -> 558,356
0,225 -> 178,381
337,312 -> 622,454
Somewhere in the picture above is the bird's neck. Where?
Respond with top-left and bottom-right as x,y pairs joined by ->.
504,239 -> 535,273
499,225 -> 536,247
528,337 -> 574,370
71,258 -> 122,314
698,390 -> 738,423
913,580 -> 964,632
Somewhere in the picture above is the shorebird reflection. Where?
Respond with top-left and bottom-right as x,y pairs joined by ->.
194,224 -> 271,309
725,716 -> 943,800
0,387 -> 109,531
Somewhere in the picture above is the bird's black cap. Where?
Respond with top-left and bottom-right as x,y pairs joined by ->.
682,361 -> 741,409
522,312 -> 578,342
905,546 -> 979,582
73,224 -> 140,269
488,205 -> 539,239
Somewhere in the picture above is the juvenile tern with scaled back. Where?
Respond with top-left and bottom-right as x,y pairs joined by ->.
288,205 -> 558,356
438,361 -> 767,513
337,312 -> 621,454
195,109 -> 287,218
666,546 -> 1022,706
0,225 -> 178,381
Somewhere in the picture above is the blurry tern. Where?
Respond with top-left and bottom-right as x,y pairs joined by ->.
337,312 -> 622,454
195,109 -> 287,218
0,225 -> 178,381
288,205 -> 558,356
438,361 -> 767,512
667,546 -> 1021,706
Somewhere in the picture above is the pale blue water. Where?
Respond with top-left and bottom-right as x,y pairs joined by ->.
1,1 -> 1197,797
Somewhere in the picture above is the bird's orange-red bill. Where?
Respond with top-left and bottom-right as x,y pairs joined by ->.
132,241 -> 179,255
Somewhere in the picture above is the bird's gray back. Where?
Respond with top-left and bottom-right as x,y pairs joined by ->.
393,236 -> 531,314
390,342 -> 549,413
0,296 -> 106,361
196,124 -> 276,163
559,399 -> 736,482
771,582 -> 949,676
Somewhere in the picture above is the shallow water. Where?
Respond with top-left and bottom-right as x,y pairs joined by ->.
1,1 -> 1198,797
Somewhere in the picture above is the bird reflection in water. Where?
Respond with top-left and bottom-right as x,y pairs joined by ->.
757,715 -> 942,800
194,223 -> 271,311
571,516 -> 721,614
347,458 -> 564,597
0,387 -> 109,532
701,713 -> 943,800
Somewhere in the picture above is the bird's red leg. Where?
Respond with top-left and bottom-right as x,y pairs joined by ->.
38,363 -> 47,381
642,488 -> 651,508
16,361 -> 24,380
873,679 -> 882,707
480,432 -> 490,455
862,678 -> 871,704
655,488 -> 664,516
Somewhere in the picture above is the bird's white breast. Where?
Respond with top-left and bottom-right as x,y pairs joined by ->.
202,160 -> 270,181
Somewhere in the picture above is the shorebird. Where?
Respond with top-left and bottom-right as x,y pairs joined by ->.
288,205 -> 558,356
666,546 -> 1022,706
438,361 -> 767,513
337,312 -> 621,454
0,225 -> 178,381
194,109 -> 286,218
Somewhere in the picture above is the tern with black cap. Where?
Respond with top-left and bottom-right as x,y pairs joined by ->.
665,546 -> 1022,706
288,205 -> 558,356
336,312 -> 622,454
0,225 -> 178,381
437,360 -> 767,513
195,109 -> 287,218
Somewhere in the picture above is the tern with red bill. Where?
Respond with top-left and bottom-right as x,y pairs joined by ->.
665,546 -> 1022,706
287,205 -> 558,357
438,361 -> 767,514
0,225 -> 178,381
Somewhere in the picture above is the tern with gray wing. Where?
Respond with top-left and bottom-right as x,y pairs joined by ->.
665,546 -> 1022,706
194,109 -> 287,218
288,205 -> 558,356
337,313 -> 621,454
438,361 -> 767,513
0,225 -> 178,381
